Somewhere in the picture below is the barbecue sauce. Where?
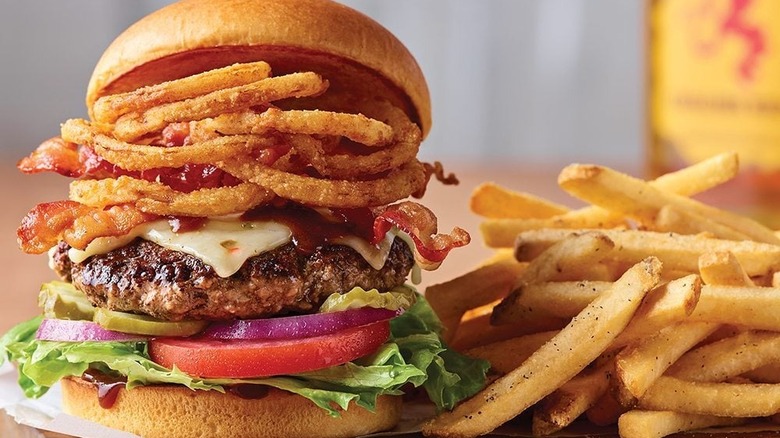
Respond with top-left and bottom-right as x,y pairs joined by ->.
168,216 -> 208,233
82,369 -> 127,409
227,384 -> 270,400
242,203 -> 376,254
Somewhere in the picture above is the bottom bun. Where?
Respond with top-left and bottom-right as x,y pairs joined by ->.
61,377 -> 402,438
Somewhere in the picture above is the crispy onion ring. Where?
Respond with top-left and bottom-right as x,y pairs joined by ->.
93,61 -> 272,124
424,161 -> 460,185
191,99 -> 422,179
219,159 -> 427,208
294,100 -> 421,178
19,62 -> 456,257
280,98 -> 421,178
62,118 -> 274,171
70,176 -> 273,217
194,108 -> 394,147
287,134 -> 417,179
113,72 -> 329,142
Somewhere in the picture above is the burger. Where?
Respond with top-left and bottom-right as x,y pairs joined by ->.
0,0 -> 488,437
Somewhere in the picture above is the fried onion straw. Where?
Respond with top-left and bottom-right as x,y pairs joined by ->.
70,177 -> 274,216
92,61 -> 273,124
112,72 -> 329,141
219,158 -> 427,208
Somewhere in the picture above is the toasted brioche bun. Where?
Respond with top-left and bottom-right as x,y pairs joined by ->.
62,377 -> 402,438
86,0 -> 431,137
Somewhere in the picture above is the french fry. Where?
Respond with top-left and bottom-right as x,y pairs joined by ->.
655,205 -> 753,241
557,163 -> 780,244
744,363 -> 780,383
698,251 -> 754,286
425,254 -> 525,343
532,360 -> 612,435
426,152 -> 780,437
514,228 -> 780,276
480,215 -> 625,247
492,232 -> 616,325
618,410 -> 745,438
422,258 -> 661,437
612,254 -> 753,407
470,182 -> 569,219
450,313 -> 565,351
610,274 -> 702,350
668,330 -> 780,382
489,281 -> 609,325
493,274 -> 699,333
480,152 -> 739,248
585,390 -> 626,427
702,324 -> 743,344
464,331 -> 557,375
649,151 -> 739,194
513,231 -> 615,286
689,285 -> 780,330
613,321 -> 718,406
639,376 -> 780,417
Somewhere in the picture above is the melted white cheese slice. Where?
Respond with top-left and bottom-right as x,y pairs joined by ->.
67,219 -> 402,278
333,230 -> 397,270
69,220 -> 291,277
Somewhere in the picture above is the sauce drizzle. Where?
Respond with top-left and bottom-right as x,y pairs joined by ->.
82,369 -> 127,409
242,203 -> 376,254
227,384 -> 270,400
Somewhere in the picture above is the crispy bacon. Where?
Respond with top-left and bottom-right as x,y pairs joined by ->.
17,138 -> 87,177
18,201 -> 157,254
161,122 -> 191,147
373,201 -> 470,270
17,136 -> 241,193
18,137 -> 117,178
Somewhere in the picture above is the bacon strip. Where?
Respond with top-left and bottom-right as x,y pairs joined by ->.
19,136 -> 242,193
17,138 -> 85,177
373,201 -> 470,270
18,201 -> 157,254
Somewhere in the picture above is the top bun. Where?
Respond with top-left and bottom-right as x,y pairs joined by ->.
86,0 -> 431,137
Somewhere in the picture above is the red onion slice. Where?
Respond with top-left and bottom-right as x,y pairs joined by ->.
36,318 -> 149,342
200,307 -> 399,340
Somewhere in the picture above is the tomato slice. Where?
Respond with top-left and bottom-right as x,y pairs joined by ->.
148,320 -> 390,378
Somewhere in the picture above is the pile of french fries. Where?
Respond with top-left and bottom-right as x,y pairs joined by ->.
422,152 -> 780,438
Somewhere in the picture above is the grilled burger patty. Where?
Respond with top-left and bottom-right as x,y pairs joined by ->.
51,239 -> 415,321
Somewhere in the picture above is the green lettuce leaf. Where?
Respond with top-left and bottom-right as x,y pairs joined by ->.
1,296 -> 488,416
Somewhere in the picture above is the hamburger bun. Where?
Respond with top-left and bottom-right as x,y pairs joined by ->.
62,2 -> 423,436
86,0 -> 431,137
62,377 -> 402,438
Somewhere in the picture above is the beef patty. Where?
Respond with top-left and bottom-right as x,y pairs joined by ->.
50,238 -> 414,321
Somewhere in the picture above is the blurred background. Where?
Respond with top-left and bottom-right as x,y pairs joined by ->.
0,0 -> 643,165
0,1 -> 643,330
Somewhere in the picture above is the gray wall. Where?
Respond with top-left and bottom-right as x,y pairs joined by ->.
0,1 -> 643,167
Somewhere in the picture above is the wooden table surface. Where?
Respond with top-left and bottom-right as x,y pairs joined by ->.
0,159 -> 575,334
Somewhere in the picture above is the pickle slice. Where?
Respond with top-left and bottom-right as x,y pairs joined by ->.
93,308 -> 208,337
38,281 -> 96,321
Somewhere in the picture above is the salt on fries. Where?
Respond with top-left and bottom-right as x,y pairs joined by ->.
422,152 -> 780,438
